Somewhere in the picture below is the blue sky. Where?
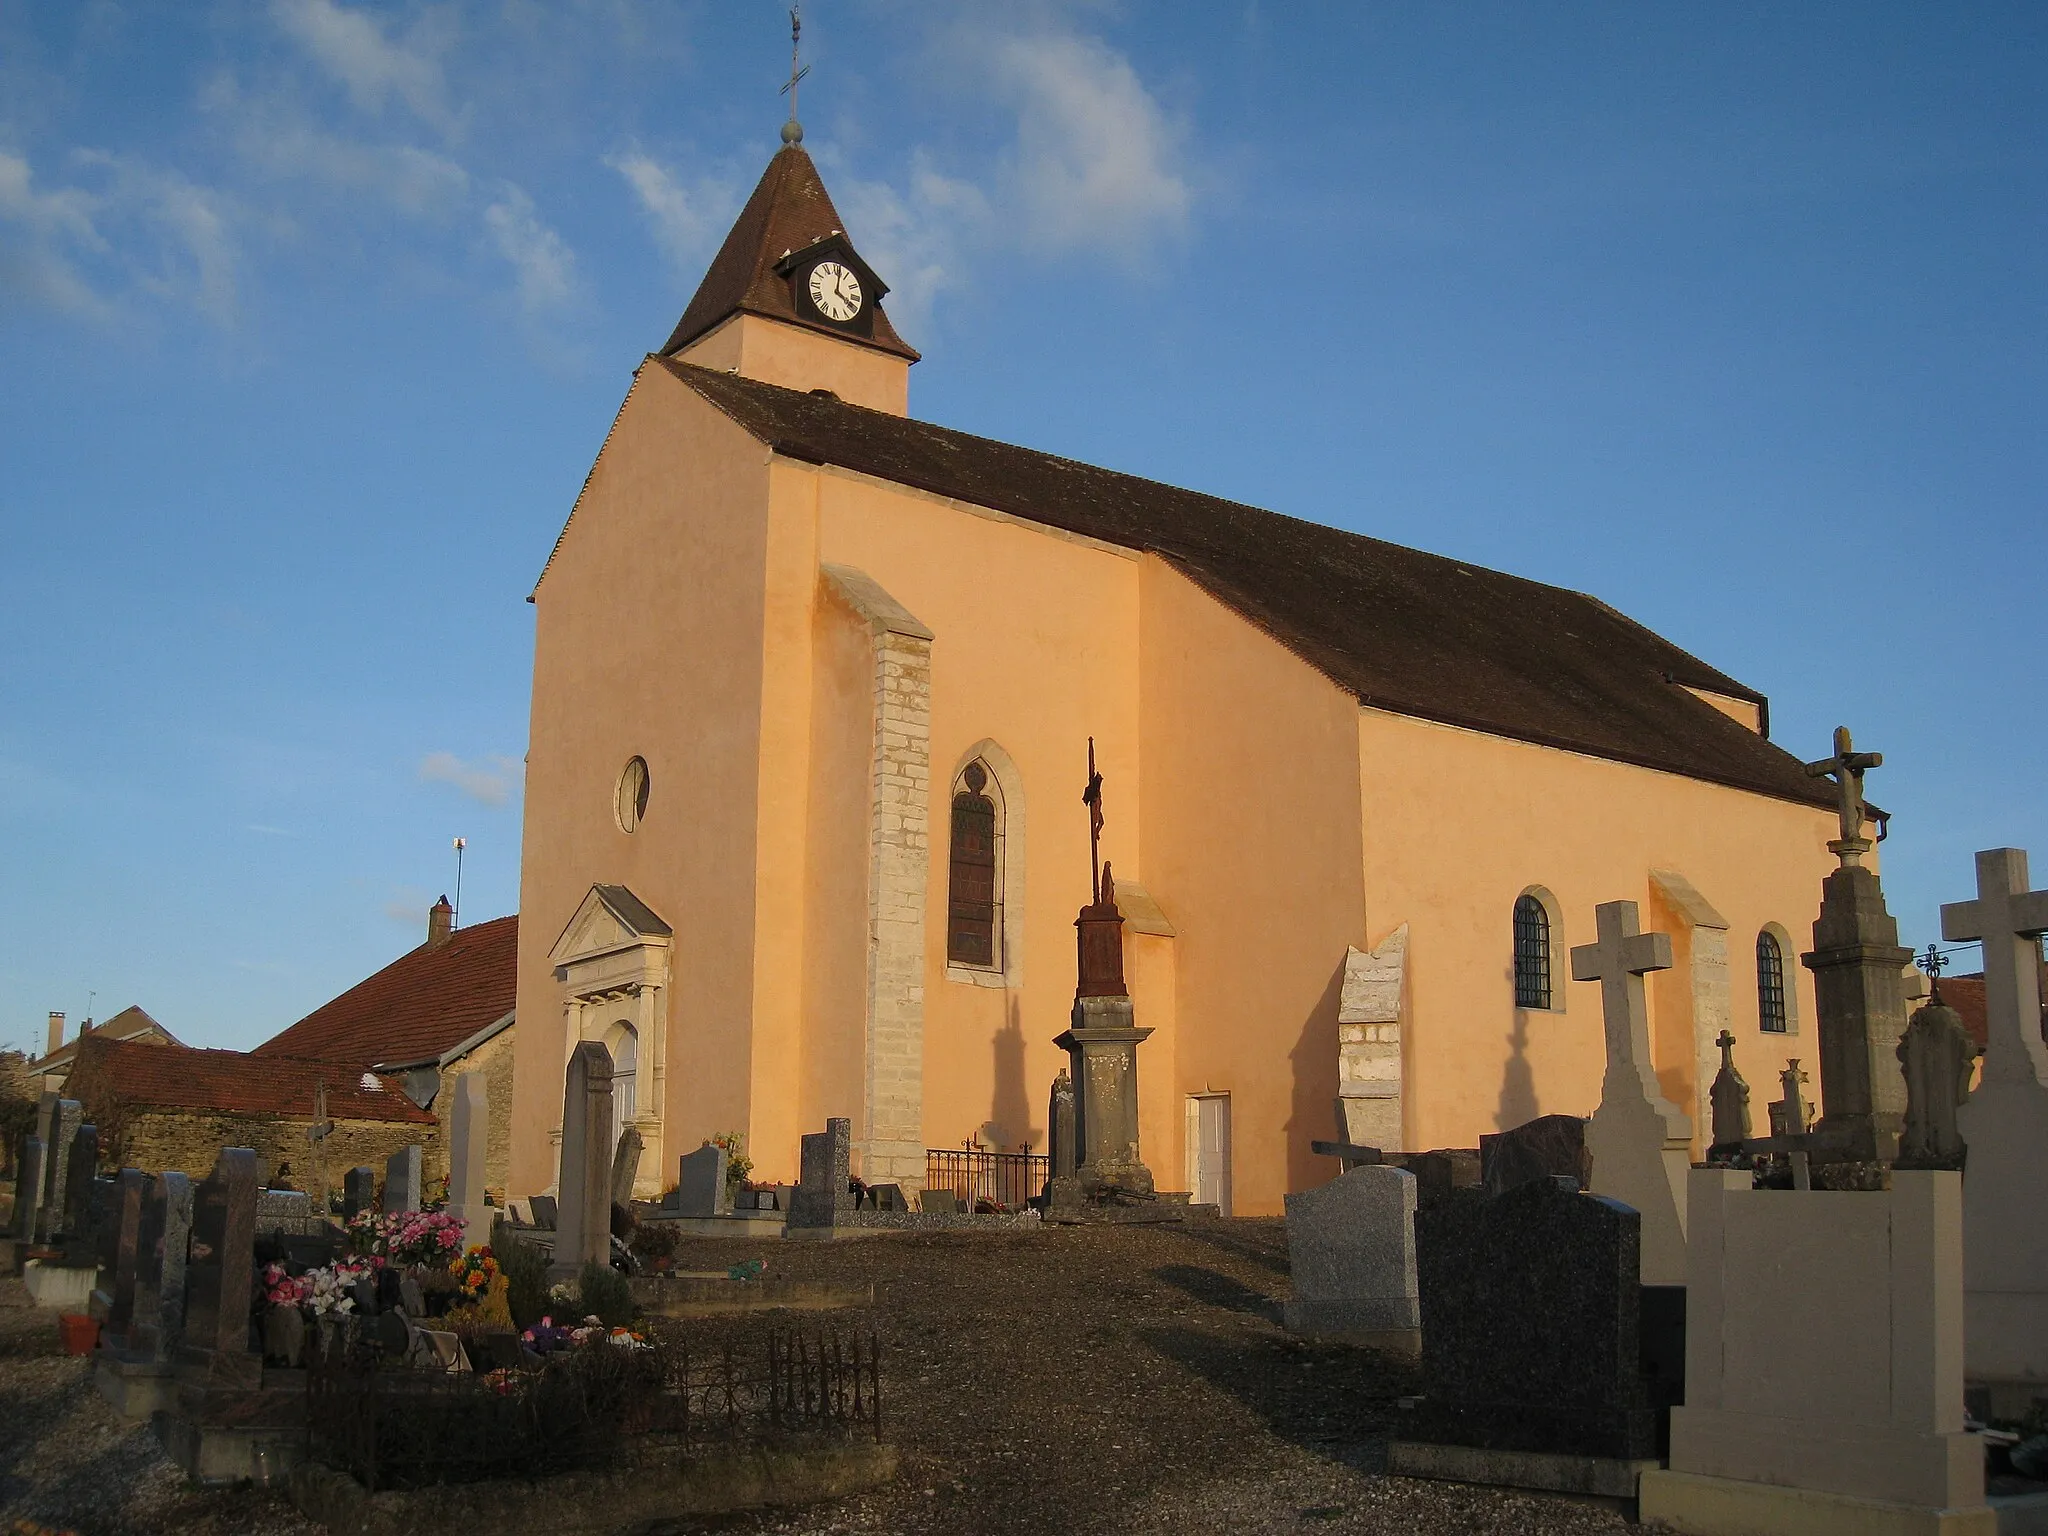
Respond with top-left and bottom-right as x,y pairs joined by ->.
3,3 -> 2043,1053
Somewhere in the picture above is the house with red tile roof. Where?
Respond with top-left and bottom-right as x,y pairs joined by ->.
26,1005 -> 181,1098
66,1033 -> 434,1188
255,900 -> 518,1197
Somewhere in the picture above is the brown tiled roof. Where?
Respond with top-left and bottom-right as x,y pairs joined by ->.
1935,970 -> 2048,1052
34,1004 -> 181,1073
658,145 -> 918,362
67,1035 -> 434,1124
253,915 -> 517,1069
653,360 -> 1835,810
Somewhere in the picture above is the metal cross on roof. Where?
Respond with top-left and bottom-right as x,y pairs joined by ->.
779,5 -> 809,145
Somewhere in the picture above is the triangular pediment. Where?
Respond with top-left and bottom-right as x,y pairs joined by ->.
550,884 -> 672,965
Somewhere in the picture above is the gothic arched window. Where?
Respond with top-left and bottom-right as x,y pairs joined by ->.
947,761 -> 1000,968
1514,894 -> 1552,1010
1757,931 -> 1789,1034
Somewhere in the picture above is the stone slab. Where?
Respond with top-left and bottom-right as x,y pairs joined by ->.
1276,1305 -> 1420,1356
783,1210 -> 1045,1240
626,1274 -> 873,1315
674,1144 -> 732,1219
23,1260 -> 97,1311
1640,1468 -> 1996,1536
1387,1439 -> 1655,1500
1480,1114 -> 1589,1195
1283,1164 -> 1418,1340
93,1349 -> 179,1420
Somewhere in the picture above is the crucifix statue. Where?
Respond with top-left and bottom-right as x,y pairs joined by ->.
1082,737 -> 1105,906
1804,725 -> 1886,867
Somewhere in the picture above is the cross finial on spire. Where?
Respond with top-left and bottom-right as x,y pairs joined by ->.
780,5 -> 809,145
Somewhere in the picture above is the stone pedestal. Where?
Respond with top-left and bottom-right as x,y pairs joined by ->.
1641,1169 -> 1992,1536
1801,863 -> 1911,1164
1050,996 -> 1156,1203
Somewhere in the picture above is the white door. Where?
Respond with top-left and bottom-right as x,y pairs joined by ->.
1186,1094 -> 1232,1215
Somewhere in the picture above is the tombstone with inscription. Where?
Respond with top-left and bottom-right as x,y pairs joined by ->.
674,1143 -> 730,1219
549,1041 -> 614,1281
445,1074 -> 490,1251
1390,1178 -> 1659,1497
342,1165 -> 376,1219
788,1118 -> 854,1230
129,1172 -> 195,1363
93,1169 -> 149,1346
178,1148 -> 262,1389
1282,1164 -> 1420,1353
1942,846 -> 2048,1398
383,1144 -> 422,1215
1571,900 -> 1691,1285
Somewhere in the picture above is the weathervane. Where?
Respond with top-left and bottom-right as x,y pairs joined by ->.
780,5 -> 808,145
1082,738 -> 1105,906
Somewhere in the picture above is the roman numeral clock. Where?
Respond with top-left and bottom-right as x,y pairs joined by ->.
779,236 -> 887,340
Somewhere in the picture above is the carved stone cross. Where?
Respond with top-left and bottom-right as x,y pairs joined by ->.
1571,900 -> 1676,1107
1804,725 -> 1883,866
1941,847 -> 2048,1087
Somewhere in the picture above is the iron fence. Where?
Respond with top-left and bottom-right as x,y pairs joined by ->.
924,1148 -> 1048,1210
305,1324 -> 881,1492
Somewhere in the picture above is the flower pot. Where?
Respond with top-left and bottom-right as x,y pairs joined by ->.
57,1313 -> 99,1356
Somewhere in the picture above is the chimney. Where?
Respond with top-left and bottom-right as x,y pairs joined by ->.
427,895 -> 454,948
46,1011 -> 64,1056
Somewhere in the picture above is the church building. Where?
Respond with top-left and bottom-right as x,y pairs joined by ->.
508,134 -> 1843,1215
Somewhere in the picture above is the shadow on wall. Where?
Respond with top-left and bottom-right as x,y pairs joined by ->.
985,995 -> 1041,1151
1283,960 -> 1348,1196
1497,1010 -> 1539,1131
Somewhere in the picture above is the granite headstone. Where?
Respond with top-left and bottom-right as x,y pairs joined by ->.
342,1165 -> 377,1219
1282,1164 -> 1420,1350
788,1118 -> 853,1229
129,1171 -> 195,1363
179,1148 -> 262,1388
383,1144 -> 422,1215
675,1144 -> 730,1218
1478,1114 -> 1588,1196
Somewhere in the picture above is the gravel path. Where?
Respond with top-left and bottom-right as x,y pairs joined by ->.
0,1217 -> 1639,1534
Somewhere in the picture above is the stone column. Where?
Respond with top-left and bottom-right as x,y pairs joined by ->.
445,1074 -> 490,1253
1051,868 -> 1157,1204
824,565 -> 934,1188
550,1041 -> 613,1281
1801,861 -> 1911,1164
1336,925 -> 1407,1151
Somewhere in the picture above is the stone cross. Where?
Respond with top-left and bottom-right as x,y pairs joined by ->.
446,1074 -> 490,1253
1571,900 -> 1690,1285
1941,847 -> 2048,1088
1804,724 -> 1884,866
1571,901 -> 1677,1109
1707,1030 -> 1752,1158
550,1041 -> 614,1281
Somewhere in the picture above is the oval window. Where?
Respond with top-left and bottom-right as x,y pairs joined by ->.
615,756 -> 650,833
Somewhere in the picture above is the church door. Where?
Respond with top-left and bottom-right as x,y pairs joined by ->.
1186,1094 -> 1232,1215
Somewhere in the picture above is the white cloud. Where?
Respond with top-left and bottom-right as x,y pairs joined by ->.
990,29 -> 1191,259
270,0 -> 455,133
836,156 -> 988,334
419,751 -> 523,807
0,149 -> 108,315
230,107 -> 470,218
605,150 -> 735,268
483,184 -> 575,312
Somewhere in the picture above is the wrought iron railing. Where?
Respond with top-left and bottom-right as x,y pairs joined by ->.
923,1148 -> 1048,1211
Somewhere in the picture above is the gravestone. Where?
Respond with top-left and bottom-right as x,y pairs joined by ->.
1571,900 -> 1691,1286
35,1099 -> 81,1242
1641,1169 -> 1991,1531
1047,1069 -> 1077,1186
382,1145 -> 422,1215
342,1166 -> 376,1219
445,1074 -> 490,1252
1397,1178 -> 1656,1489
1942,845 -> 2048,1395
868,1182 -> 907,1212
1895,986 -> 1976,1171
1050,866 -> 1157,1204
918,1189 -> 962,1215
58,1128 -> 103,1263
1282,1164 -> 1419,1352
549,1041 -> 613,1281
11,1135 -> 46,1241
675,1144 -> 731,1219
178,1148 -> 262,1389
788,1118 -> 853,1229
1800,727 -> 1911,1164
96,1169 -> 149,1344
610,1125 -> 644,1210
129,1171 -> 195,1363
1704,1030 -> 1752,1163
1478,1114 -> 1588,1196
528,1194 -> 559,1231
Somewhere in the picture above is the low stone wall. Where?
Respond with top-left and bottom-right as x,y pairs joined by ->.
115,1112 -> 436,1189
287,1442 -> 897,1534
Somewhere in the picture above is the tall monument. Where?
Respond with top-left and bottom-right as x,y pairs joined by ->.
1799,727 -> 1910,1166
1049,740 -> 1157,1205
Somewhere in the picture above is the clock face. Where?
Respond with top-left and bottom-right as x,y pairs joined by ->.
807,260 -> 863,323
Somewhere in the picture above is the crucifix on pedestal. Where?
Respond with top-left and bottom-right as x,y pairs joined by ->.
1804,725 -> 1888,868
1570,899 -> 1693,1285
